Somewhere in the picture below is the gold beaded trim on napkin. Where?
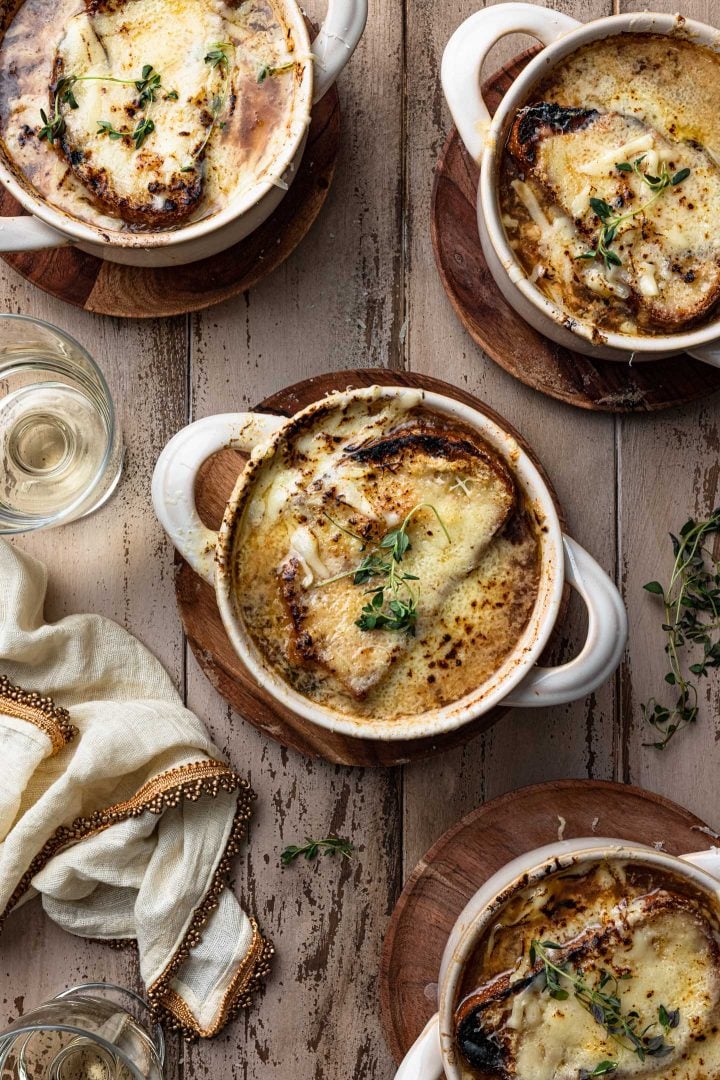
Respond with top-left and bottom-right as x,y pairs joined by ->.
0,674 -> 77,754
0,757 -> 273,1039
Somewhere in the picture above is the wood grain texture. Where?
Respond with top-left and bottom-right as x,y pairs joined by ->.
1,1 -> 719,1079
431,60 -> 720,411
0,88 -> 341,318
182,3 -> 406,1078
175,367 -> 568,767
615,0 -> 720,832
0,291 -> 186,1079
401,0 -> 618,879
380,779 -> 715,1064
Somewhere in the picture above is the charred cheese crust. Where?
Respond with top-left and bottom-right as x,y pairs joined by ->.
456,860 -> 720,1080
505,106 -> 720,333
0,0 -> 302,232
499,33 -> 720,336
232,392 -> 541,724
277,418 -> 516,699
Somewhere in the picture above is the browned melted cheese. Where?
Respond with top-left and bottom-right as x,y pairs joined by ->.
456,860 -> 720,1079
231,393 -> 540,724
499,34 -> 720,336
0,0 -> 304,231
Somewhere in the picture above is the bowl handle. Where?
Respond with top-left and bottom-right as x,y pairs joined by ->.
0,214 -> 72,252
687,344 -> 720,369
505,536 -> 627,708
151,412 -> 286,585
441,2 -> 580,163
393,1015 -> 443,1079
311,0 -> 368,104
680,848 -> 720,879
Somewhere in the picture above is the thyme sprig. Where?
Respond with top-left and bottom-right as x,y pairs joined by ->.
180,41 -> 234,172
578,156 -> 691,270
530,941 -> 675,1063
316,503 -> 451,636
280,836 -> 354,866
579,1063 -> 617,1079
257,60 -> 296,83
40,65 -> 170,149
642,509 -> 720,749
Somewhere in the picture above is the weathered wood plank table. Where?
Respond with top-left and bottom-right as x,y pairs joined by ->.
3,0 -> 719,1076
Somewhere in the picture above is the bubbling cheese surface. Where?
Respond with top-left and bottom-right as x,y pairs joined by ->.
499,33 -> 720,336
231,392 -> 541,724
0,0 -> 304,231
456,860 -> 720,1080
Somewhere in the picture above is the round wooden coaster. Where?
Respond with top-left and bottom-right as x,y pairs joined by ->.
432,50 -> 720,412
0,88 -> 340,318
379,778 -> 716,1064
175,367 -> 568,767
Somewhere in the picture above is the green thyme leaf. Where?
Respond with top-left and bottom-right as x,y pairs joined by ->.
97,119 -> 124,140
132,116 -> 154,149
579,158 -> 691,270
578,1058 -> 621,1075
280,836 -> 354,866
531,941 -> 677,1063
590,197 -> 613,220
317,502 -> 450,636
642,508 -> 720,748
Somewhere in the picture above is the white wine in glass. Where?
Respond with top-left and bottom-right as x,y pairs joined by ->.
0,316 -> 123,533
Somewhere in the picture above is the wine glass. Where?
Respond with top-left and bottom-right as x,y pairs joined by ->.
0,315 -> 123,534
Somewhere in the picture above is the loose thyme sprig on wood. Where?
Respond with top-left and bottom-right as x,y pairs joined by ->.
40,64 -> 171,149
530,941 -> 676,1063
642,508 -> 720,749
316,503 -> 451,635
280,836 -> 354,866
578,156 -> 691,271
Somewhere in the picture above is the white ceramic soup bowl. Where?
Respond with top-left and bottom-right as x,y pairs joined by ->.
394,836 -> 720,1079
152,384 -> 627,741
441,4 -> 720,367
0,0 -> 367,266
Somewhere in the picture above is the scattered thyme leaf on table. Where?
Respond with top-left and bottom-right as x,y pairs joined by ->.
642,508 -> 720,749
530,940 -> 676,1063
280,836 -> 354,867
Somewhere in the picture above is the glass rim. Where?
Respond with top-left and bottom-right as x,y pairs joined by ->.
0,313 -> 119,532
0,1022 -> 159,1080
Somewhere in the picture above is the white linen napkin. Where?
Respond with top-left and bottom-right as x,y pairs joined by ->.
0,539 -> 272,1038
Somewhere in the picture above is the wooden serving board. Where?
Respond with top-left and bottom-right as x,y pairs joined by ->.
175,367 -> 568,767
0,87 -> 340,318
431,50 -> 720,412
380,778 -> 716,1064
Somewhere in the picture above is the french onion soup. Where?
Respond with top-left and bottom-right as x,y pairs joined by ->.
0,0 -> 305,231
230,392 -> 541,724
455,857 -> 720,1079
499,34 -> 720,336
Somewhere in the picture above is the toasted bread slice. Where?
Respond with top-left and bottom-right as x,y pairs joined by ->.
52,0 -> 224,226
455,891 -> 720,1079
506,104 -> 720,332
277,417 -> 516,700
